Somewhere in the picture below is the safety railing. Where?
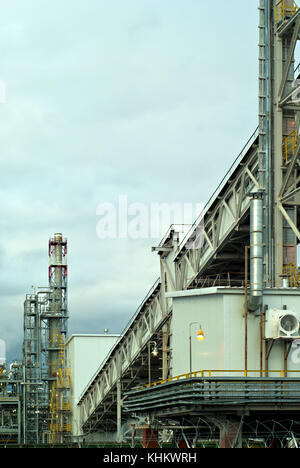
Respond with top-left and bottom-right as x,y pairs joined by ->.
54,402 -> 71,412
283,262 -> 300,287
49,382 -> 56,443
50,423 -> 71,434
49,336 -> 71,444
56,367 -> 71,390
58,334 -> 65,367
275,0 -> 299,22
125,376 -> 300,413
140,369 -> 300,389
282,130 -> 298,163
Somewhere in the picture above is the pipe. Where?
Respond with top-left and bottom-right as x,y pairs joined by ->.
35,289 -> 52,305
244,246 -> 249,375
248,193 -> 264,312
260,306 -> 264,377
117,379 -> 122,443
245,302 -> 248,376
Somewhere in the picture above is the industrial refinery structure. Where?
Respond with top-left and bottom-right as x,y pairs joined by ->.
2,0 -> 300,448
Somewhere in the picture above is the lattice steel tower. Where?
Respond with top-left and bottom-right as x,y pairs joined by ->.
258,1 -> 300,292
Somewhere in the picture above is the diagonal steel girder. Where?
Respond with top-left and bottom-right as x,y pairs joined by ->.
279,17 -> 300,103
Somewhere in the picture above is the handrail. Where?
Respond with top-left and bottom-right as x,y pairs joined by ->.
275,0 -> 299,22
282,129 -> 298,163
139,369 -> 300,389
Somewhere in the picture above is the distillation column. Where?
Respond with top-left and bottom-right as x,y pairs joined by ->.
48,233 -> 67,381
48,233 -> 69,443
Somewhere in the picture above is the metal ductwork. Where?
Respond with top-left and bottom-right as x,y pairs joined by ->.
248,193 -> 264,312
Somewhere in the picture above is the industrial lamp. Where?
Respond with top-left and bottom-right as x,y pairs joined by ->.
197,327 -> 205,341
148,341 -> 158,385
189,321 -> 205,375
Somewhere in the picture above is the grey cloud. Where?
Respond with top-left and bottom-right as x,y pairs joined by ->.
128,15 -> 160,34
0,0 -> 259,365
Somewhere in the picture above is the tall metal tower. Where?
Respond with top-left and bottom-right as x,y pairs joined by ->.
259,0 -> 300,289
48,233 -> 70,443
23,290 -> 51,444
23,233 -> 70,444
48,234 -> 68,382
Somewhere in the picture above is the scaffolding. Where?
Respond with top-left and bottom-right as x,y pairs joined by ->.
0,363 -> 22,445
275,0 -> 298,22
23,292 -> 49,444
23,233 -> 70,444
49,333 -> 71,443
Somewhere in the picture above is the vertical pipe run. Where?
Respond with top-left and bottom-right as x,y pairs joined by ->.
148,343 -> 151,386
244,246 -> 249,375
251,194 -> 264,297
117,379 -> 122,443
248,194 -> 264,312
245,306 -> 248,376
162,327 -> 168,381
258,0 -> 273,286
189,334 -> 192,376
260,306 -> 264,376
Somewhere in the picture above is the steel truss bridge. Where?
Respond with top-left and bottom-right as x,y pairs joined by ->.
78,126 -> 261,435
78,1 -> 300,444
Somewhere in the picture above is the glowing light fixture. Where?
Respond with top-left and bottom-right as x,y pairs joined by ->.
197,327 -> 205,341
189,322 -> 205,375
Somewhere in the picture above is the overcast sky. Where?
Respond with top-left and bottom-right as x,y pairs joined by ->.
0,0 -> 259,363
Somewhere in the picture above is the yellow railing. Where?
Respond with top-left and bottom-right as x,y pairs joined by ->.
58,334 -> 65,367
283,262 -> 300,287
49,382 -> 56,443
66,368 -> 70,389
50,423 -> 71,434
275,0 -> 299,22
55,402 -> 71,412
140,369 -> 300,389
56,368 -> 71,389
283,130 -> 298,163
49,334 -> 71,443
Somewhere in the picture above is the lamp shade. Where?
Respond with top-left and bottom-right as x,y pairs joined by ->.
197,328 -> 205,341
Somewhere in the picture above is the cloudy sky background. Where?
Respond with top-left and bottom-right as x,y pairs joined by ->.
0,0 -> 259,363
